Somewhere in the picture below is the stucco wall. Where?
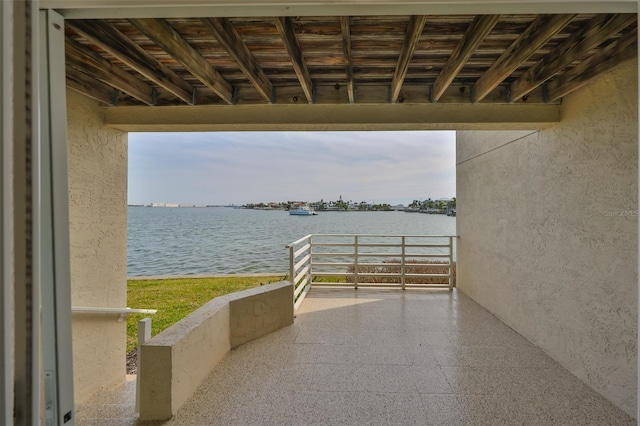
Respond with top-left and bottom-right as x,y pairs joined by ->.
66,89 -> 128,403
456,60 -> 638,417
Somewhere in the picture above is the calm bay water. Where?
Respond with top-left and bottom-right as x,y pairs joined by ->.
127,207 -> 456,276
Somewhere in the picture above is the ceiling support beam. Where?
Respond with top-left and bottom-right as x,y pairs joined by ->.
390,15 -> 427,103
67,19 -> 195,105
129,18 -> 234,104
274,16 -> 314,103
43,2 -> 639,20
65,37 -> 156,105
202,17 -> 273,103
510,13 -> 636,101
546,28 -> 637,101
471,14 -> 575,103
66,65 -> 118,106
340,16 -> 355,104
104,102 -> 561,132
432,15 -> 499,102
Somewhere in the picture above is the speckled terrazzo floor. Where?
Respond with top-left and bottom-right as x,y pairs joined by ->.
77,288 -> 636,425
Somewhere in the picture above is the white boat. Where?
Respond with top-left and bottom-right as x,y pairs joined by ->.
289,206 -> 317,216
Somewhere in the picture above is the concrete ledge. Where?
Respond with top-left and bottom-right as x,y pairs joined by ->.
138,281 -> 293,421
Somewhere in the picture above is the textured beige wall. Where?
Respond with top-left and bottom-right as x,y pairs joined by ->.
66,89 -> 128,403
456,61 -> 638,417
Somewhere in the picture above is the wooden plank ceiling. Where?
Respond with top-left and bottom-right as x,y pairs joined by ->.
64,14 -> 638,107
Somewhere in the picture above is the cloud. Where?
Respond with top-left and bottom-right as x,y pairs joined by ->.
128,131 -> 456,205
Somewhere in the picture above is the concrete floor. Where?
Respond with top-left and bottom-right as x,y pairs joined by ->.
77,288 -> 636,425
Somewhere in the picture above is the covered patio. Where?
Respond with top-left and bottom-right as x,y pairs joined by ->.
76,288 -> 634,425
1,1 -> 636,423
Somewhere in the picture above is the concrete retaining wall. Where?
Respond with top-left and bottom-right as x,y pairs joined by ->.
139,281 -> 294,421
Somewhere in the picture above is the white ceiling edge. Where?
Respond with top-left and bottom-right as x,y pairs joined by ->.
41,0 -> 637,19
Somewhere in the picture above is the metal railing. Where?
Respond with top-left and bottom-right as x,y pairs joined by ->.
287,234 -> 456,309
71,306 -> 157,322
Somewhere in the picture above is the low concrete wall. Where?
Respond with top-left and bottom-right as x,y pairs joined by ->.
139,282 -> 294,421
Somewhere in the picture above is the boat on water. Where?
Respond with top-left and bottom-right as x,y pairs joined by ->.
289,206 -> 318,216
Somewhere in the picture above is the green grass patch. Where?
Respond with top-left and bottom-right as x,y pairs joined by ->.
126,275 -> 284,352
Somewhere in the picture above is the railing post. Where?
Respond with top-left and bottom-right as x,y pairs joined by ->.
448,236 -> 454,291
289,244 -> 295,287
401,236 -> 406,290
354,235 -> 359,290
307,235 -> 313,286
136,317 -> 152,414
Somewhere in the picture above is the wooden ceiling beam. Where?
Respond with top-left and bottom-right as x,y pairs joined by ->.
67,19 -> 195,105
130,18 -> 234,104
340,16 -> 355,104
65,37 -> 156,106
432,15 -> 500,102
390,15 -> 427,103
472,14 -> 575,103
274,16 -> 314,104
66,65 -> 118,106
510,14 -> 636,101
546,28 -> 637,102
202,17 -> 273,103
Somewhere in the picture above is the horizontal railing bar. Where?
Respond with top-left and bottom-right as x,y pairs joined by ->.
294,283 -> 312,311
311,272 -> 355,277
294,243 -> 311,258
311,253 -> 449,258
294,265 -> 311,284
311,243 -> 356,247
72,307 -> 157,315
309,234 -> 455,238
311,262 -> 354,267
404,284 -> 451,288
354,253 -> 402,257
356,273 -> 403,277
350,284 -> 404,288
286,234 -> 313,248
310,253 -> 450,258
403,273 -> 451,278
355,243 -> 403,248
310,252 -> 356,257
402,244 -> 451,248
310,282 -> 355,287
294,277 -> 310,297
294,254 -> 311,272
403,254 -> 451,258
312,244 -> 449,249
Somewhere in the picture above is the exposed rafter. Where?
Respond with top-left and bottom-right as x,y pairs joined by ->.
546,28 -> 638,102
472,14 -> 575,103
510,13 -> 636,101
61,14 -> 636,109
432,15 -> 499,102
274,16 -> 314,104
340,16 -> 355,104
390,15 -> 427,103
202,17 -> 273,103
129,18 -> 234,104
66,65 -> 118,106
65,37 -> 156,106
67,19 -> 195,105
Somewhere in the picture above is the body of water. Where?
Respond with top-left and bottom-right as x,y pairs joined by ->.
127,207 -> 456,276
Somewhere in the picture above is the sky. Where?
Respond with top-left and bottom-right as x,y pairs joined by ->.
128,131 -> 456,206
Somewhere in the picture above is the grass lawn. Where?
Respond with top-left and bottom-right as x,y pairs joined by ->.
126,275 -> 285,352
